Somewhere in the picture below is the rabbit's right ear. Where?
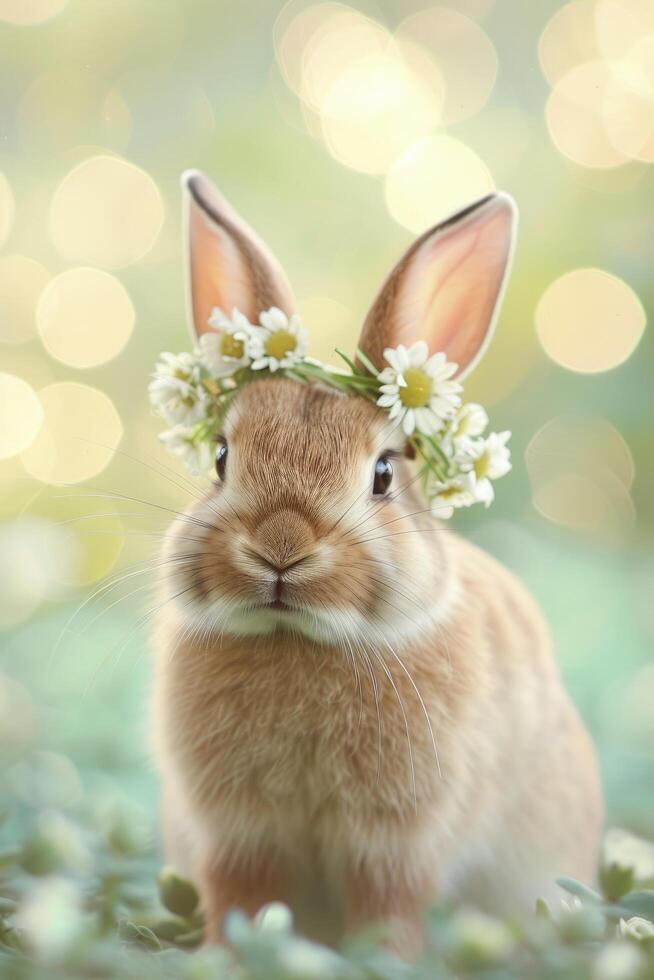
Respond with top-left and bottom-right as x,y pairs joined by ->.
182,170 -> 297,338
357,193 -> 517,378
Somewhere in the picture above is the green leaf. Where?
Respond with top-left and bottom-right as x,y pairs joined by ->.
535,898 -> 552,920
157,867 -> 200,918
599,862 -> 636,901
355,348 -> 379,376
173,926 -> 204,948
334,348 -> 359,374
149,916 -> 189,942
617,890 -> 654,920
283,368 -> 309,384
20,836 -> 63,877
118,920 -> 162,951
0,898 -> 17,918
556,877 -> 602,904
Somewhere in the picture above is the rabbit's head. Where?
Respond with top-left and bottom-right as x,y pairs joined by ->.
162,172 -> 516,647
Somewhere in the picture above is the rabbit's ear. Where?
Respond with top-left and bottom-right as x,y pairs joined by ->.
182,170 -> 297,338
357,193 -> 517,378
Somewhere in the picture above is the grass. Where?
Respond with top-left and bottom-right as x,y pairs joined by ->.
1,764 -> 654,979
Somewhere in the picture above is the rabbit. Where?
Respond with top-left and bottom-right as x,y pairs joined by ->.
151,170 -> 603,955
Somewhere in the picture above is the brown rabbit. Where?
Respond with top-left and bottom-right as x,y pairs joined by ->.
151,171 -> 603,954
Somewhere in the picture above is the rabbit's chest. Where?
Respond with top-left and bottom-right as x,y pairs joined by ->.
173,649 -> 443,829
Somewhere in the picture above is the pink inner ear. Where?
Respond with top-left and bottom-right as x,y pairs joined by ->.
184,172 -> 297,340
395,203 -> 514,376
188,203 -> 259,337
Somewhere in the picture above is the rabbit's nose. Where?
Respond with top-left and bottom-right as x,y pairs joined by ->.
251,508 -> 316,572
249,551 -> 309,576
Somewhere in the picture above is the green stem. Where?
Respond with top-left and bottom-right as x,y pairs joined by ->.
355,348 -> 379,376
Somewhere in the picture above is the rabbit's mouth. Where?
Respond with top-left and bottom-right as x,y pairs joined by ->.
264,599 -> 291,612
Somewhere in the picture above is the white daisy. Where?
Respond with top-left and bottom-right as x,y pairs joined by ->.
148,352 -> 207,426
453,430 -> 511,508
200,307 -> 254,377
428,472 -> 479,519
460,429 -> 512,478
444,402 -> 489,450
159,426 -> 212,475
619,916 -> 654,941
376,341 -> 462,437
246,307 -> 308,372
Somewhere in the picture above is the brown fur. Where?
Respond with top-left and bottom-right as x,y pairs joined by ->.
152,384 -> 602,952
151,177 -> 603,956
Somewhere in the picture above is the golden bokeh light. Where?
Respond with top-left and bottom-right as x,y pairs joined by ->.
0,374 -> 44,459
49,155 -> 164,269
0,0 -> 68,24
18,70 -> 132,153
0,519 -> 79,629
396,7 -> 498,125
601,39 -> 654,162
300,9 -> 389,111
532,471 -> 635,538
527,412 -> 638,544
319,48 -> 443,174
0,255 -> 51,346
0,172 -> 15,247
385,135 -> 494,234
594,0 -> 654,62
274,2 -> 345,96
540,0 -> 654,168
535,268 -> 646,373
545,61 -> 630,169
275,5 -> 446,174
526,416 -> 635,497
21,382 -> 123,484
538,0 -> 601,85
612,32 -> 654,98
37,267 -> 135,369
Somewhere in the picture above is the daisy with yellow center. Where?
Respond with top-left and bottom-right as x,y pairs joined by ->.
200,307 -> 253,377
376,341 -> 462,436
148,351 -> 208,426
248,307 -> 308,372
149,306 -> 511,518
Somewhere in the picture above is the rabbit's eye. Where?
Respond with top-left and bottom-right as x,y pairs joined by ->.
372,456 -> 393,496
215,438 -> 228,480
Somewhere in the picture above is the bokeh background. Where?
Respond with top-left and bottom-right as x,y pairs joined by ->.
0,0 -> 652,860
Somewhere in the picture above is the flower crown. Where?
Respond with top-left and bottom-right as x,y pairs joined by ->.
149,306 -> 511,518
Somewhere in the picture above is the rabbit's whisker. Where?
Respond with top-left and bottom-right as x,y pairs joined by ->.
49,552 -> 201,671
346,525 -> 450,548
70,435 -> 226,523
340,467 -> 425,539
367,643 -> 417,814
346,565 -> 426,615
56,489 -> 223,535
82,582 -> 200,697
325,417 -> 406,536
347,621 -> 383,783
346,554 -> 428,599
375,624 -> 442,782
69,558 -> 205,642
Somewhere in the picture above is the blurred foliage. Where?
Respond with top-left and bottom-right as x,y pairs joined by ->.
1,0 -> 654,977
1,746 -> 654,978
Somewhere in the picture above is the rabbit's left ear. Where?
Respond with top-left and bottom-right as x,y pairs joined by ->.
182,170 -> 297,338
357,193 -> 517,378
